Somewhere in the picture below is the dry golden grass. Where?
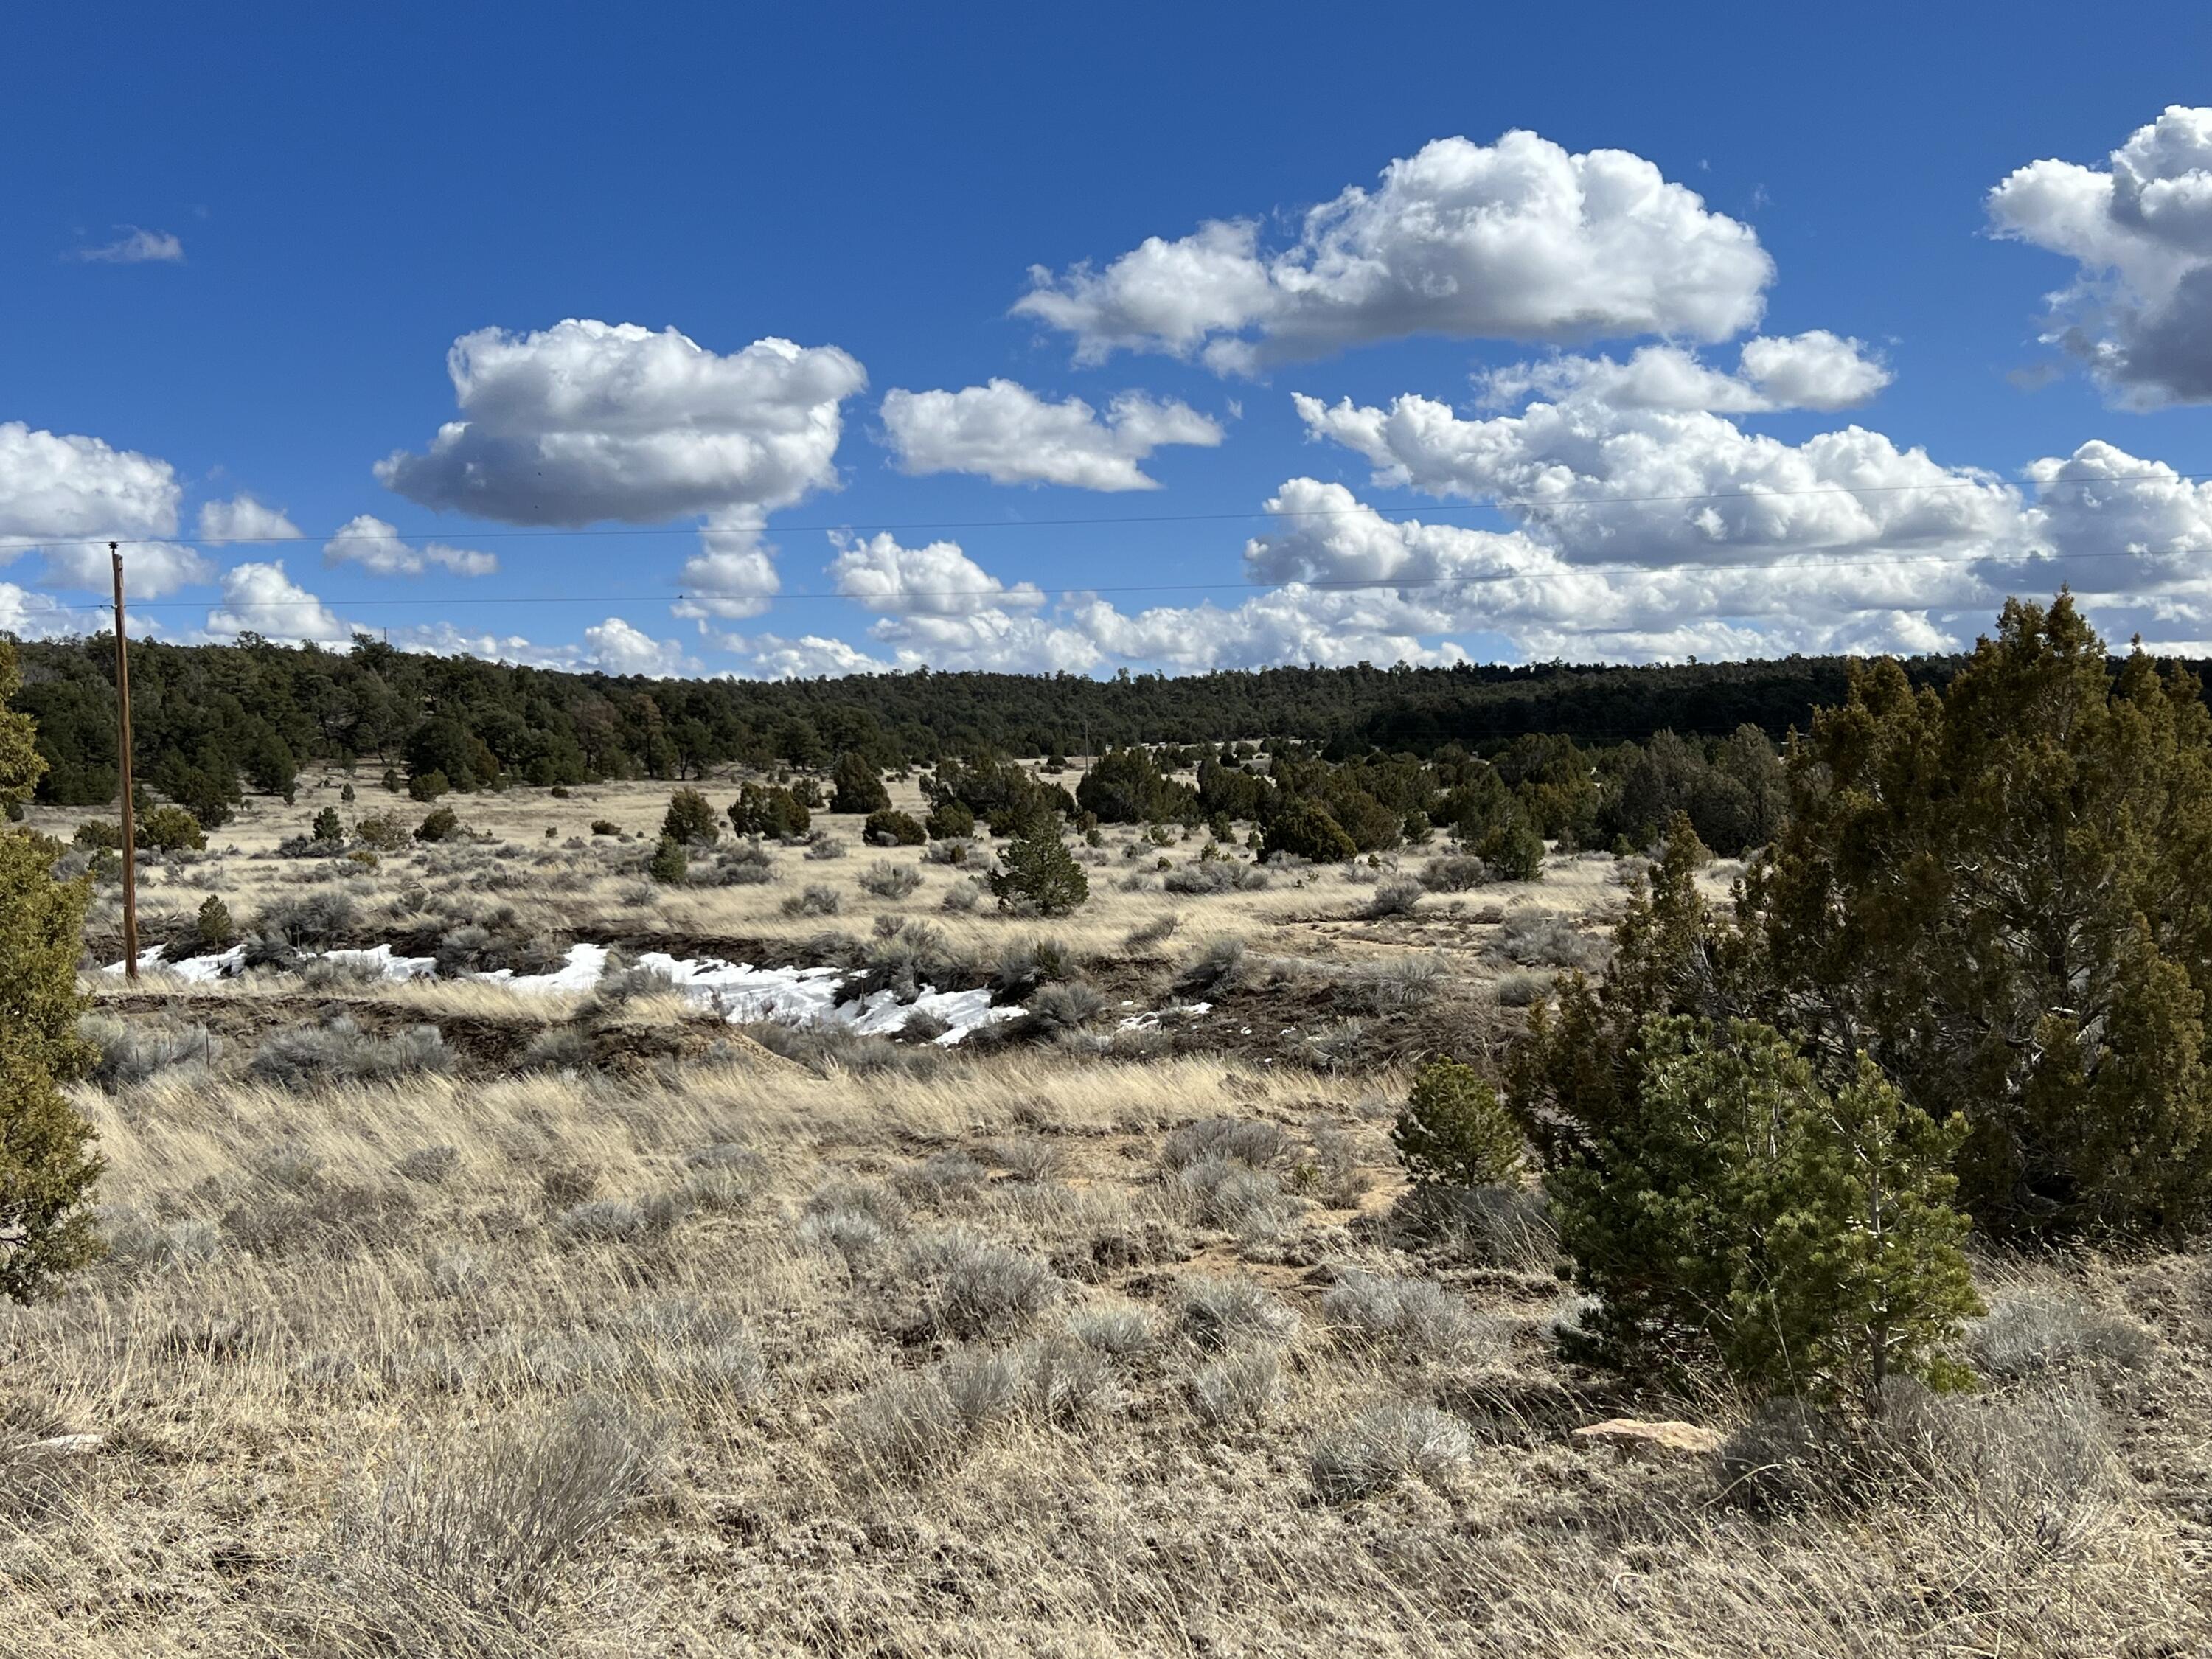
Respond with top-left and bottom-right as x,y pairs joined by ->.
12,772 -> 2197,1655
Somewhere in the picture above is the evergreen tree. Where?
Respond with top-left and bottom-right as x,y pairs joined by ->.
1259,797 -> 1355,863
195,892 -> 235,949
1751,595 -> 2212,1238
660,786 -> 720,846
311,805 -> 344,843
0,642 -> 103,1301
646,835 -> 689,884
1393,1058 -> 1524,1189
1550,1017 -> 1979,1407
1476,813 -> 1545,881
830,752 -> 891,815
987,821 -> 1088,915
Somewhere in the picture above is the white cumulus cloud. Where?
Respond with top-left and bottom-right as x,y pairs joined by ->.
1475,333 -> 1891,414
1989,106 -> 2212,405
204,561 -> 354,644
829,532 -> 1045,616
1016,131 -> 1772,372
376,319 -> 867,525
879,380 -> 1224,490
323,514 -> 497,577
674,511 -> 781,621
0,422 -> 196,597
582,616 -> 695,677
197,495 -> 304,544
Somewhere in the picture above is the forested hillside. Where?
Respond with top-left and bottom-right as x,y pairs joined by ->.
4,631 -> 2015,818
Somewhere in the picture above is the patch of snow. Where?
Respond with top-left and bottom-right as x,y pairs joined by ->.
99,936 -> 1017,1044
1116,1001 -> 1212,1032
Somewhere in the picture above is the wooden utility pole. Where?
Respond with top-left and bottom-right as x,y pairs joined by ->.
111,543 -> 138,981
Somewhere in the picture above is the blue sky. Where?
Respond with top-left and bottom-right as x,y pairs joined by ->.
7,1 -> 2212,676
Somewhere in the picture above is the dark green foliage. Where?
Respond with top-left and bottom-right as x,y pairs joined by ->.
660,787 -> 720,846
830,752 -> 892,815
139,804 -> 205,851
340,782 -> 356,804
195,893 -> 235,949
647,835 -> 688,884
865,808 -> 926,846
311,806 -> 345,844
987,824 -> 1089,916
1476,814 -> 1545,882
0,645 -> 103,1302
1260,798 -> 1355,863
1393,1058 -> 1523,1189
414,806 -> 461,843
1075,746 -> 1196,824
728,784 -> 810,839
925,799 -> 975,840
380,768 -> 400,793
1549,1017 -> 1980,1408
408,770 -> 450,802
73,819 -> 124,852
925,753 -> 1071,830
1753,597 -> 2212,1240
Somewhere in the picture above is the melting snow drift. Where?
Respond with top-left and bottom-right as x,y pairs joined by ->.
102,941 -> 1017,1045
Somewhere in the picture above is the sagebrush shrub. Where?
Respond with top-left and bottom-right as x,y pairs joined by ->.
858,860 -> 922,900
1178,1275 -> 1298,1349
1310,1402 -> 1472,1503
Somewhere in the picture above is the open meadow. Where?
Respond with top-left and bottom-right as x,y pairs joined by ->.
4,762 -> 2208,1657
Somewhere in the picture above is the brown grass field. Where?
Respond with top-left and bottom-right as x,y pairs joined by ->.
3,769 -> 2206,1656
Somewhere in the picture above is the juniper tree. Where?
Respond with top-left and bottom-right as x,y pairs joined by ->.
1750,595 -> 2212,1238
830,752 -> 891,815
660,787 -> 719,846
0,641 -> 103,1301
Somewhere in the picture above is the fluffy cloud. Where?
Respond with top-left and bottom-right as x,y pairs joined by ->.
1295,384 -> 2023,568
377,319 -> 867,525
0,422 -> 195,597
1016,131 -> 1772,372
0,420 -> 179,549
718,631 -> 895,679
819,532 -> 1082,669
0,582 -> 88,640
204,561 -> 354,644
197,495 -> 303,543
674,511 -> 781,620
40,538 -> 212,599
879,380 -> 1223,490
582,616 -> 695,677
323,514 -> 497,577
1475,333 -> 1890,414
1989,106 -> 2212,405
72,226 -> 184,265
829,532 -> 1044,616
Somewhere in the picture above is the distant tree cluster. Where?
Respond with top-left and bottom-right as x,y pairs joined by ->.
7,630 -> 2041,830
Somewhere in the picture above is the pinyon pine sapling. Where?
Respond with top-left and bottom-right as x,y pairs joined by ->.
988,821 -> 1088,916
1394,1057 -> 1524,1189
1548,1015 -> 1980,1408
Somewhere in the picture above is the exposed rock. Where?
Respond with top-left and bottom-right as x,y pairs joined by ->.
1571,1417 -> 1720,1460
